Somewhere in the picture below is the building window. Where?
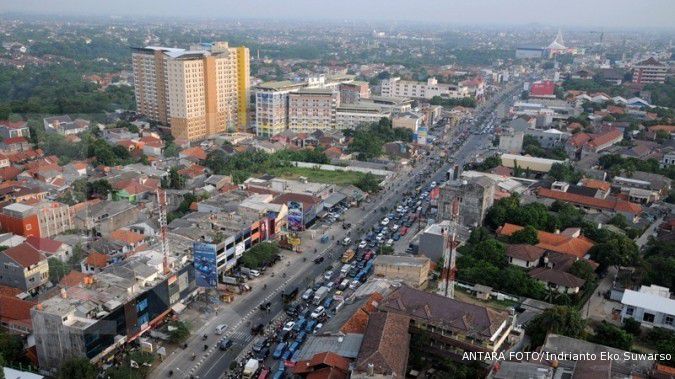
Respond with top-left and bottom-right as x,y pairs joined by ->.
643,313 -> 656,323
665,316 -> 674,326
626,307 -> 634,316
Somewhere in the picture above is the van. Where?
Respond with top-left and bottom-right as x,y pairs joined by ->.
340,264 -> 351,275
342,237 -> 351,246
249,269 -> 260,277
301,288 -> 314,301
215,323 -> 227,335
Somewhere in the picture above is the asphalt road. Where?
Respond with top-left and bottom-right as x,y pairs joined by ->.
152,82 -> 521,379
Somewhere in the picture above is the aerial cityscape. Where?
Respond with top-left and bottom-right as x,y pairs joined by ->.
0,1 -> 674,378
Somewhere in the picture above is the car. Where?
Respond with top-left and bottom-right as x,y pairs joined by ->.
342,237 -> 351,245
259,301 -> 272,311
313,323 -> 323,333
338,279 -> 350,290
218,338 -> 233,351
281,349 -> 293,361
380,218 -> 390,226
313,256 -> 324,264
358,240 -> 367,249
215,324 -> 227,335
391,224 -> 399,231
250,323 -> 264,335
255,347 -> 270,360
304,319 -> 318,333
393,234 -> 401,241
296,331 -> 308,343
349,280 -> 361,290
399,227 -> 409,236
386,239 -> 394,246
301,289 -> 314,301
252,337 -> 267,353
293,317 -> 307,332
282,321 -> 295,332
324,270 -> 334,280
311,306 -> 325,319
323,297 -> 334,309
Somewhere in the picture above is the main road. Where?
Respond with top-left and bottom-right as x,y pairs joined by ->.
152,82 -> 521,379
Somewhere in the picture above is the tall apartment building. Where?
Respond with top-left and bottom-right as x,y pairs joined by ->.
288,88 -> 339,133
254,75 -> 357,137
132,42 -> 249,141
632,57 -> 668,84
381,77 -> 470,99
255,81 -> 307,137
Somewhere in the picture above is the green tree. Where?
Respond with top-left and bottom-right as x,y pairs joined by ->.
623,318 -> 642,337
355,173 -> 381,193
590,234 -> 639,270
509,225 -> 539,244
468,227 -> 491,244
526,306 -> 585,347
591,321 -> 633,350
48,258 -> 71,283
0,332 -> 24,365
568,260 -> 595,283
549,163 -> 581,183
0,354 -> 5,379
163,142 -> 179,157
86,179 -> 113,199
168,321 -> 190,344
162,167 -> 185,190
58,357 -> 97,379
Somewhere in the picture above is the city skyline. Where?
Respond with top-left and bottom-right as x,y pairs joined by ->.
2,0 -> 675,29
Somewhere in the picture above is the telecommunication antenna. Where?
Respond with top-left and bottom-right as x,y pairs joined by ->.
156,189 -> 170,274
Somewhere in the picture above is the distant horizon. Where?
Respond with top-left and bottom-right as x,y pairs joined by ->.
1,0 -> 674,30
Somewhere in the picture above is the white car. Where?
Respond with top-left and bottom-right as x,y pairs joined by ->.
349,280 -> 361,290
358,241 -> 368,249
324,270 -> 334,281
282,321 -> 295,332
310,306 -> 325,319
313,323 -> 323,334
381,218 -> 390,226
386,239 -> 394,246
391,224 -> 399,231
215,324 -> 227,335
430,181 -> 437,188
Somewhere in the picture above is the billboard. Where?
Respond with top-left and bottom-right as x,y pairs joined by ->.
287,200 -> 304,231
235,242 -> 246,257
415,126 -> 428,145
193,242 -> 218,288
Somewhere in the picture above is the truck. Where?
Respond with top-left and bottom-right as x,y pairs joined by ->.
341,249 -> 355,263
220,276 -> 240,285
313,286 -> 330,305
281,287 -> 299,303
243,358 -> 259,378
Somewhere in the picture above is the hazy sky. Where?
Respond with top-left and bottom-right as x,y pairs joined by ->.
1,0 -> 674,29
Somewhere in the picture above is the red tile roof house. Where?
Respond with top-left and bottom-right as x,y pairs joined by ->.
25,236 -> 71,262
353,311 -> 410,378
0,294 -> 36,334
528,267 -> 586,294
565,127 -> 623,158
292,352 -> 351,379
0,136 -> 32,152
536,187 -> 643,222
0,120 -> 30,139
0,243 -> 50,294
498,223 -> 595,259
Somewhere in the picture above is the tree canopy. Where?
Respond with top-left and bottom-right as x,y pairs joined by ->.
526,306 -> 586,348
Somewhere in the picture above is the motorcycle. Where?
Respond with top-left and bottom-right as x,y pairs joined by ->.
202,334 -> 207,341
191,353 -> 196,361
203,344 -> 208,351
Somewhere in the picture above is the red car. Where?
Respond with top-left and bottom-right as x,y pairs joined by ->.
399,227 -> 409,236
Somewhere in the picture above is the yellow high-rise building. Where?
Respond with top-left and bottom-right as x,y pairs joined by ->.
132,42 -> 249,141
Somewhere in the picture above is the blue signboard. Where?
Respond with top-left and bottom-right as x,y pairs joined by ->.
193,242 -> 218,288
287,201 -> 304,232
